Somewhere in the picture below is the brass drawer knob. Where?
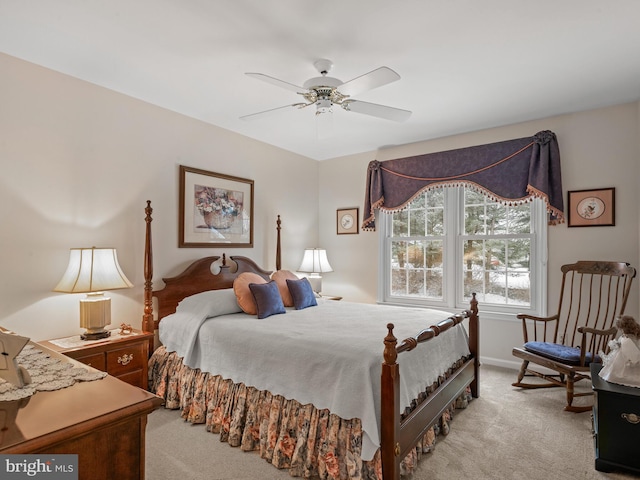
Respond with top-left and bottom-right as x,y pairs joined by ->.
118,353 -> 134,366
621,413 -> 640,424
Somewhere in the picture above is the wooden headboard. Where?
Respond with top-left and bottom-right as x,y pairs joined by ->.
142,200 -> 281,333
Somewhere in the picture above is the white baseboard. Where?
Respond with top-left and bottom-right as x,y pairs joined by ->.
478,356 -> 520,371
479,355 -> 559,376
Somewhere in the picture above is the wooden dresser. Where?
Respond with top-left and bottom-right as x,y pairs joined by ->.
0,343 -> 163,480
591,363 -> 640,474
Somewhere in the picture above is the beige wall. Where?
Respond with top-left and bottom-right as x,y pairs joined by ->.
2,52 -> 639,369
0,53 -> 319,341
319,103 -> 640,368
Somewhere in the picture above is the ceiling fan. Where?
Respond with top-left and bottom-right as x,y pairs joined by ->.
240,59 -> 412,130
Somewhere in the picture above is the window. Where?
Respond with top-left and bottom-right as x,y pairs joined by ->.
380,186 -> 547,316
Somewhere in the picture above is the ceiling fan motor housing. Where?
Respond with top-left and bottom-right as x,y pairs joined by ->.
303,76 -> 342,89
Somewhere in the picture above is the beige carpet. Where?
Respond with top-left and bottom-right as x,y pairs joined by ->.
145,365 -> 638,480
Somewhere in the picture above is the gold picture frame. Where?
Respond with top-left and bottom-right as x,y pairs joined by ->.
179,165 -> 254,247
567,188 -> 615,227
337,208 -> 359,235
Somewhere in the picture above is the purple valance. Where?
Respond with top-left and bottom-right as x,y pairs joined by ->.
362,130 -> 564,231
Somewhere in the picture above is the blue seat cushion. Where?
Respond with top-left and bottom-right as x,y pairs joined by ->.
524,341 -> 601,366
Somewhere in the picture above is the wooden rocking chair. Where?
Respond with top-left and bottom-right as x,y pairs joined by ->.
512,260 -> 636,412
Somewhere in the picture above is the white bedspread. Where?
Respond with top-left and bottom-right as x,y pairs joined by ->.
160,296 -> 470,461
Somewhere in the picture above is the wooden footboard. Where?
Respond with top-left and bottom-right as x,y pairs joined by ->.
380,294 -> 479,480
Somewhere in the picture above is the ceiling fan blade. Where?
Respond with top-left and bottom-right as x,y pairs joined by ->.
239,103 -> 307,121
338,67 -> 401,97
342,100 -> 411,122
245,72 -> 305,93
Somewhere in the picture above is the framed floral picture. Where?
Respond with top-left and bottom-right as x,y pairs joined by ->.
179,165 -> 254,247
567,187 -> 615,227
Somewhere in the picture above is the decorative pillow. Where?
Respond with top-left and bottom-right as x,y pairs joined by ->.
233,272 -> 268,315
176,288 -> 242,317
271,270 -> 299,307
286,277 -> 318,310
249,281 -> 286,319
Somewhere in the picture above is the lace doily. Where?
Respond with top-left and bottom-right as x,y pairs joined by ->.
0,344 -> 107,401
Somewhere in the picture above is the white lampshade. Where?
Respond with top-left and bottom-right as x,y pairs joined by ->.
298,248 -> 333,293
298,248 -> 333,274
54,247 -> 133,340
54,247 -> 133,293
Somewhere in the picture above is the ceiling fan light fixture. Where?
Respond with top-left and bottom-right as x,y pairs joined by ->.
315,98 -> 332,115
316,106 -> 333,139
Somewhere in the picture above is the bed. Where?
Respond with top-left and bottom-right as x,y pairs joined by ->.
142,201 -> 479,480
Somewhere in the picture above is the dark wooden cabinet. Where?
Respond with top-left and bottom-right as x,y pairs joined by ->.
591,363 -> 640,474
40,329 -> 153,389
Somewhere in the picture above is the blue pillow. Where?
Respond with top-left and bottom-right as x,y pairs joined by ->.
286,277 -> 318,310
248,281 -> 286,319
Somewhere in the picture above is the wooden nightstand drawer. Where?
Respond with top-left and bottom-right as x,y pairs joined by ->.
74,352 -> 106,370
40,329 -> 153,390
106,343 -> 145,377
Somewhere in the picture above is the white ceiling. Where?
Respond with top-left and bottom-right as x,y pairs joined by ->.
1,1 -> 640,161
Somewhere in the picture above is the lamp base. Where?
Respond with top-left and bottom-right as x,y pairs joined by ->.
307,275 -> 322,294
80,329 -> 111,341
79,293 -> 112,340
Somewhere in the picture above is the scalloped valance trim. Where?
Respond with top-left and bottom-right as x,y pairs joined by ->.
362,131 -> 564,231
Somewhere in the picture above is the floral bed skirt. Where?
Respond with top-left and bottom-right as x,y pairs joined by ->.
148,346 -> 471,480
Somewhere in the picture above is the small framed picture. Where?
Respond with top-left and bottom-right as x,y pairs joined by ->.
567,188 -> 615,227
337,208 -> 359,235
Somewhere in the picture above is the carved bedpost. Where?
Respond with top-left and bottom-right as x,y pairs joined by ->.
142,200 -> 154,336
381,323 -> 401,480
383,323 -> 398,365
276,215 -> 281,271
468,292 -> 479,398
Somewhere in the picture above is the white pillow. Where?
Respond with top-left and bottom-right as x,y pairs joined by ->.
176,288 -> 243,318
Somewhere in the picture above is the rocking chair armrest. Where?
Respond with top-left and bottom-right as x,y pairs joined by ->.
516,313 -> 559,343
516,313 -> 559,322
577,325 -> 618,337
578,326 -> 618,364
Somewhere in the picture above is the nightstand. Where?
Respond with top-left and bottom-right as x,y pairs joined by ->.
40,328 -> 153,390
320,294 -> 342,301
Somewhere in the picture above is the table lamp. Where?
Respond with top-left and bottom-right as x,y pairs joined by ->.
54,247 -> 133,340
298,248 -> 333,293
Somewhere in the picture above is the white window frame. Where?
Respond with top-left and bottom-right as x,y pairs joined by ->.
378,186 -> 548,319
